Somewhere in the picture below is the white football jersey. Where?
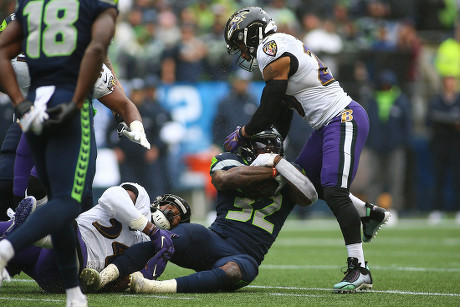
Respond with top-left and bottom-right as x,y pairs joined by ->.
12,54 -> 30,96
13,59 -> 114,100
257,33 -> 352,130
76,183 -> 151,271
93,63 -> 115,100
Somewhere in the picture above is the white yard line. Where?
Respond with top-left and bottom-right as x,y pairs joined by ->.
260,264 -> 460,272
248,285 -> 460,297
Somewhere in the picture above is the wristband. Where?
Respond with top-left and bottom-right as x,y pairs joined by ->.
272,167 -> 279,178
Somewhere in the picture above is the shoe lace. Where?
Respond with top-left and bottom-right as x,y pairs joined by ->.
340,265 -> 359,281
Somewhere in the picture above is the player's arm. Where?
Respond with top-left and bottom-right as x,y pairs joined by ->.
211,165 -> 273,191
241,56 -> 291,137
251,154 -> 318,206
72,8 -> 117,108
98,184 -> 151,232
0,19 -> 24,105
98,80 -> 142,125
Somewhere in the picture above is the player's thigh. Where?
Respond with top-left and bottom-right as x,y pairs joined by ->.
321,102 -> 369,188
171,224 -> 234,270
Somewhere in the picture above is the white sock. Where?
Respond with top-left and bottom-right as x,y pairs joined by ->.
349,193 -> 367,217
346,242 -> 365,268
66,286 -> 86,302
100,263 -> 119,287
0,239 -> 15,261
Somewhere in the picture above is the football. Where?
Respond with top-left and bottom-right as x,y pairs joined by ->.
242,178 -> 280,199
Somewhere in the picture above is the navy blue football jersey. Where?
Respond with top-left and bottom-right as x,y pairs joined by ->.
14,0 -> 117,91
209,152 -> 295,264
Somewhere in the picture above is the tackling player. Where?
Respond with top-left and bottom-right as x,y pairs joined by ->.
223,7 -> 389,292
79,127 -> 319,294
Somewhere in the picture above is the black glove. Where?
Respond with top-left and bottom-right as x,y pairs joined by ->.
45,101 -> 79,129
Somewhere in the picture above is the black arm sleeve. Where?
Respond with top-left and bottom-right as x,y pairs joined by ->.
244,79 -> 288,136
273,107 -> 293,139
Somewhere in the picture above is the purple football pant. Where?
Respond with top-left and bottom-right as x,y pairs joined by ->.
295,101 -> 369,192
0,221 -> 87,293
13,133 -> 35,199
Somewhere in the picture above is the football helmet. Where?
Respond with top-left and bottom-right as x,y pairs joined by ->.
224,7 -> 277,71
151,194 -> 191,230
238,126 -> 284,164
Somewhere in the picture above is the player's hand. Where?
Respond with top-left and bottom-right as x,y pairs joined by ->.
223,126 -> 247,152
120,120 -> 151,149
14,100 -> 49,135
250,153 -> 280,167
141,246 -> 175,280
148,227 -> 178,255
45,101 -> 79,130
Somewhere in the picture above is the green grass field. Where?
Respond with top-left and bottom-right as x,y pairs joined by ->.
1,218 -> 459,306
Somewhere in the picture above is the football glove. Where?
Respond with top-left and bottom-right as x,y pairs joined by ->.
45,101 -> 78,130
141,246 -> 175,280
14,100 -> 49,135
250,153 -> 280,167
118,120 -> 151,149
223,126 -> 247,152
148,227 -> 178,255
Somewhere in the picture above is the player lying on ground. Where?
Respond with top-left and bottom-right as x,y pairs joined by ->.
0,183 -> 189,293
79,127 -> 319,293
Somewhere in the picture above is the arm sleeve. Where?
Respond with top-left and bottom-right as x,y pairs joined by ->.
244,79 -> 288,136
275,159 -> 318,205
98,186 -> 148,230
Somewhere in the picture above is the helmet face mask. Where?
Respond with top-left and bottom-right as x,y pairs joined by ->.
238,127 -> 284,164
151,194 -> 191,229
225,7 -> 277,72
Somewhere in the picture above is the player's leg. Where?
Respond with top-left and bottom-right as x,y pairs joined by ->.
130,252 -> 258,293
322,102 -> 372,292
13,133 -> 35,202
0,123 -> 22,219
349,193 -> 391,242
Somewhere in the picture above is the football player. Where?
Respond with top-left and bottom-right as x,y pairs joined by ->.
0,1 -> 119,305
79,127 -> 318,294
223,7 -> 390,293
0,183 -> 188,293
0,13 -> 150,219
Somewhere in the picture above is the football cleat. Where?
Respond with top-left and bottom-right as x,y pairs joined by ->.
333,257 -> 373,293
3,196 -> 37,238
361,203 -> 391,243
79,268 -> 102,293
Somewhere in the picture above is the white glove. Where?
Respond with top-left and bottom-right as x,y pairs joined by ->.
122,120 -> 151,149
250,153 -> 279,167
15,102 -> 49,135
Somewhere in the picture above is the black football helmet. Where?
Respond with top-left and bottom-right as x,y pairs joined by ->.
224,7 -> 277,71
238,126 -> 284,164
151,194 -> 191,230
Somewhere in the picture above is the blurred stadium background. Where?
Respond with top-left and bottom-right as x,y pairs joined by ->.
1,0 -> 460,223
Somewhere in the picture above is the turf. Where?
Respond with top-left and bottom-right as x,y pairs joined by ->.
1,218 -> 459,306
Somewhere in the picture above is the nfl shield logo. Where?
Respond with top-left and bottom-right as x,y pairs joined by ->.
263,40 -> 277,56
